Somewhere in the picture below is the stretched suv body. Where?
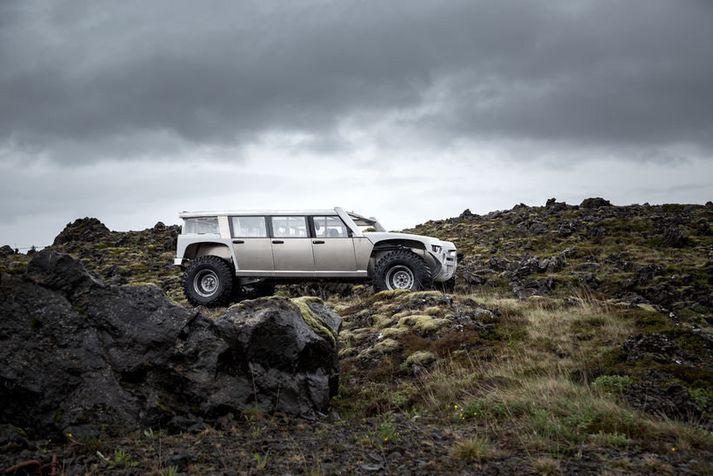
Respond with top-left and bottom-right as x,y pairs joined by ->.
175,207 -> 459,306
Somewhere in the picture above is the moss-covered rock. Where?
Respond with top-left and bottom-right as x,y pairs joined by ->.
398,314 -> 448,335
404,350 -> 437,368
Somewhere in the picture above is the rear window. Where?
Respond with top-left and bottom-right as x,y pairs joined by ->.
183,217 -> 219,234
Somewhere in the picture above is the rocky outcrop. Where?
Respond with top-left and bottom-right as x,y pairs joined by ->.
499,251 -> 571,298
459,208 -> 476,219
53,217 -> 111,245
406,199 -> 713,317
0,251 -> 341,440
580,197 -> 612,209
544,197 -> 569,212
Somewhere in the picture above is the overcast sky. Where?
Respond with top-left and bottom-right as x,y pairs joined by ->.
1,0 -> 712,248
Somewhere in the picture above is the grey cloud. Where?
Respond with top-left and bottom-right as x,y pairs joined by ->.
1,0 -> 712,164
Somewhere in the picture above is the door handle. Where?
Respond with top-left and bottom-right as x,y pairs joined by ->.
272,240 -> 284,244
312,240 -> 325,244
232,239 -> 245,244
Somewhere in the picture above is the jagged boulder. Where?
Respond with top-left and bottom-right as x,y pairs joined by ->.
0,251 -> 341,440
0,245 -> 14,256
53,217 -> 111,245
544,197 -> 568,212
580,197 -> 612,209
459,208 -> 476,219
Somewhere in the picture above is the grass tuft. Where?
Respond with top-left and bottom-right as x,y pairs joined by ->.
450,436 -> 502,462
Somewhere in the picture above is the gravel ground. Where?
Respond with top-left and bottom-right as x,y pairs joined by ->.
2,414 -> 710,475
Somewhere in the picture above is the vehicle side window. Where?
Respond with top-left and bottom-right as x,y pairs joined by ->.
271,216 -> 308,238
231,216 -> 267,237
183,217 -> 219,234
313,216 -> 349,238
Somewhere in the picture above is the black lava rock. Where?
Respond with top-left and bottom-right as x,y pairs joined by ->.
0,251 -> 341,440
580,197 -> 612,209
53,218 -> 111,245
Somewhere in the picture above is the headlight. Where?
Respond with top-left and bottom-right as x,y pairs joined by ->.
431,244 -> 442,253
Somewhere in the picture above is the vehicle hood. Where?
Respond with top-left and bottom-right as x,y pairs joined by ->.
363,232 -> 456,250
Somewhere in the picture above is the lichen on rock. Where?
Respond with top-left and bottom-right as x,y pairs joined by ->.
291,296 -> 341,345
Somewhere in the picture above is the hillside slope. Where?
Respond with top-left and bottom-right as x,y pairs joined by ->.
409,198 -> 713,322
1,199 -> 712,474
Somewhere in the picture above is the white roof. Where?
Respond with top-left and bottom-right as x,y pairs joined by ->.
179,208 -> 340,218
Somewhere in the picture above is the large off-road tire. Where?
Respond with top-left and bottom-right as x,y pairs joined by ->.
183,256 -> 235,307
373,249 -> 432,291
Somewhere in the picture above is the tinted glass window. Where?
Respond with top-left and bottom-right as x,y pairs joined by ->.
313,216 -> 349,238
231,216 -> 267,237
271,216 -> 308,238
183,217 -> 219,234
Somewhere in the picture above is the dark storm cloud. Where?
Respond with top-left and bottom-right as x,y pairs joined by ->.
1,0 -> 712,163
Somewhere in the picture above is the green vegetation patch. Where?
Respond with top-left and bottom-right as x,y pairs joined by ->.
291,296 -> 337,346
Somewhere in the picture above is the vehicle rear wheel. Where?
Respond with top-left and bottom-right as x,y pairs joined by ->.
183,256 -> 235,307
373,249 -> 431,291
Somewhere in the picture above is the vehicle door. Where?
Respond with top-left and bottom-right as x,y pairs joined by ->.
310,215 -> 358,271
229,216 -> 274,271
269,216 -> 315,272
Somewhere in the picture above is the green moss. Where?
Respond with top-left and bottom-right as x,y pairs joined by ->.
374,289 -> 411,300
291,296 -> 337,346
128,263 -> 148,273
104,246 -> 131,256
403,350 -> 437,367
372,313 -> 395,328
397,314 -> 448,335
127,281 -> 160,288
423,306 -> 445,317
372,338 -> 400,354
636,303 -> 659,313
380,327 -> 408,339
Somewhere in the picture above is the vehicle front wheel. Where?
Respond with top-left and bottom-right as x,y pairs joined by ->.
183,256 -> 235,307
373,250 -> 431,291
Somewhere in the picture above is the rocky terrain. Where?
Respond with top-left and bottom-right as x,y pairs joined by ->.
1,198 -> 712,474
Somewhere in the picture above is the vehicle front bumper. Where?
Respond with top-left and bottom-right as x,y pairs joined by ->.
429,249 -> 460,282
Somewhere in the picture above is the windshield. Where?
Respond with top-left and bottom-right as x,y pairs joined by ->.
348,213 -> 385,232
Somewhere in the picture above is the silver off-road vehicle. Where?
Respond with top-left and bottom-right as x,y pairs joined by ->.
174,207 -> 460,306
